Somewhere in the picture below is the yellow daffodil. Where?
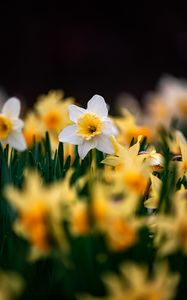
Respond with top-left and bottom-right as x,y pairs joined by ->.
103,137 -> 150,196
0,97 -> 26,150
113,108 -> 151,145
91,182 -> 143,251
154,193 -> 187,255
172,130 -> 187,178
35,89 -> 74,133
139,147 -> 164,172
23,112 -> 46,147
0,271 -> 24,300
59,95 -> 117,159
144,174 -> 162,209
81,262 -> 179,300
5,170 -> 75,258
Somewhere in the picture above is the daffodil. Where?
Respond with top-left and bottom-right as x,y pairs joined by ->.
144,174 -> 162,209
0,271 -> 24,300
113,108 -> 151,145
59,95 -> 117,159
35,89 -> 74,133
102,137 -> 150,196
23,112 -> 46,147
154,193 -> 187,255
5,170 -> 75,259
91,182 -> 144,251
81,262 -> 179,300
174,130 -> 187,178
0,97 -> 26,150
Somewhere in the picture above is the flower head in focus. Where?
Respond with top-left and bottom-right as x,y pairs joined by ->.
0,97 -> 26,151
59,95 -> 117,159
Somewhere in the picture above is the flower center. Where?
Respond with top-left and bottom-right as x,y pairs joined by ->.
20,201 -> 49,250
0,115 -> 12,140
108,219 -> 137,251
43,111 -> 61,130
123,171 -> 148,195
77,113 -> 103,140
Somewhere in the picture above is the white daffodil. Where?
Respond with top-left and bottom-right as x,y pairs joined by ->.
58,95 -> 117,159
0,97 -> 26,151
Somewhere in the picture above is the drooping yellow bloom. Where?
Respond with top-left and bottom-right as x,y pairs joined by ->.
81,262 -> 179,300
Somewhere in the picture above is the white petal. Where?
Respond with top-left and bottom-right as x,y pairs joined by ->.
96,134 -> 114,154
12,118 -> 24,130
87,95 -> 108,117
78,139 -> 96,159
58,125 -> 82,145
7,131 -> 26,151
68,104 -> 86,122
2,97 -> 21,118
102,120 -> 118,136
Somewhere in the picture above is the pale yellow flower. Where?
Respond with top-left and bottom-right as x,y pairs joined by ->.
154,193 -> 187,255
0,271 -> 24,300
35,89 -> 74,133
91,182 -> 143,251
174,130 -> 187,178
113,108 -> 151,145
81,262 -> 179,300
144,174 -> 162,209
103,137 -> 150,196
23,112 -> 46,147
5,170 -> 76,259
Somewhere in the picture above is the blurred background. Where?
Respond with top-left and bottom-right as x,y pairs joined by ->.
0,3 -> 187,109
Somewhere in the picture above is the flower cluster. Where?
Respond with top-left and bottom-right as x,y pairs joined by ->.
1,76 -> 187,299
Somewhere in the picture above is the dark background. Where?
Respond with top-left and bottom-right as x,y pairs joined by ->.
0,3 -> 187,108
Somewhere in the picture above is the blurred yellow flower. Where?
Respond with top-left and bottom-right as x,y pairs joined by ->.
144,174 -> 162,209
0,271 -> 24,300
35,89 -> 74,133
5,170 -> 75,258
113,109 -> 151,145
23,112 -> 46,147
91,182 -> 142,251
81,262 -> 179,300
103,137 -> 150,196
154,192 -> 187,255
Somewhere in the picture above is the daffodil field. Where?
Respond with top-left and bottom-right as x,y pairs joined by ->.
2,76 -> 187,300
